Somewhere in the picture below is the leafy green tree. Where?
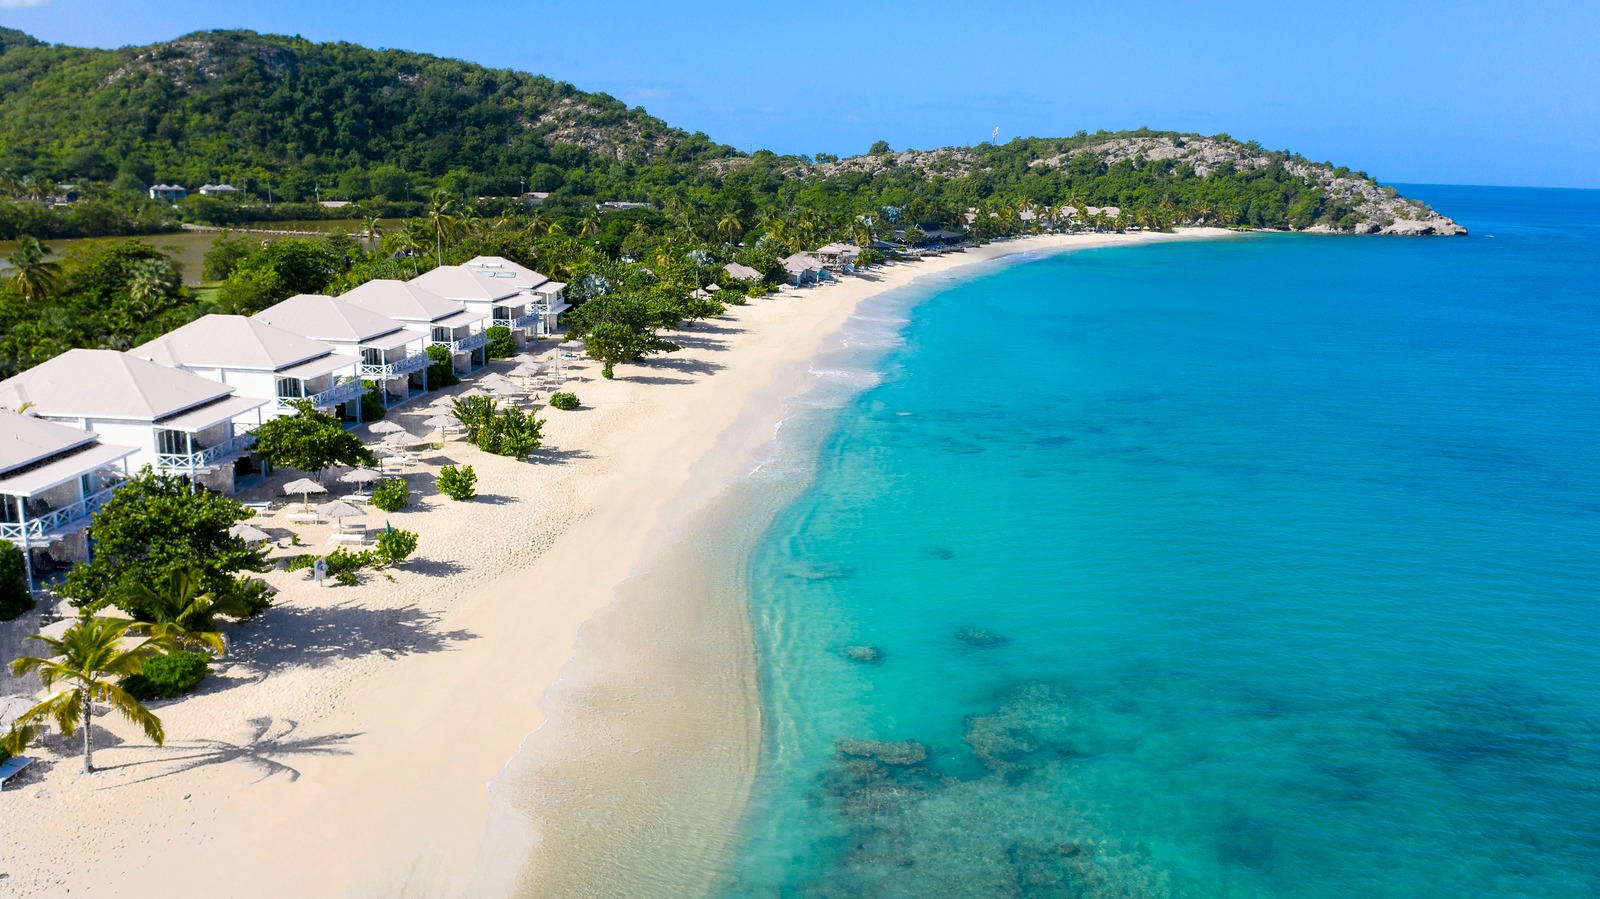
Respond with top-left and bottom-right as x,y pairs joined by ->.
251,400 -> 376,480
370,478 -> 410,512
128,257 -> 180,310
484,325 -> 516,359
60,469 -> 266,619
5,235 -> 61,302
425,344 -> 460,388
202,232 -> 256,281
562,293 -> 681,378
9,617 -> 165,773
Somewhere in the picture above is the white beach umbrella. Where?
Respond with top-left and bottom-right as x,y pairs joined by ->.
424,414 -> 458,433
339,467 -> 384,493
315,500 -> 365,533
282,478 -> 327,508
228,523 -> 271,545
456,387 -> 489,399
367,420 -> 407,435
478,373 -> 512,387
386,431 -> 428,448
510,361 -> 543,376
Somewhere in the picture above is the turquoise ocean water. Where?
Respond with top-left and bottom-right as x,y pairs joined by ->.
721,187 -> 1600,897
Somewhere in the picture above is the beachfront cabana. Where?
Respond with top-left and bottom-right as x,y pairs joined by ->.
129,314 -> 366,425
0,413 -> 137,590
0,349 -> 268,495
254,295 -> 432,408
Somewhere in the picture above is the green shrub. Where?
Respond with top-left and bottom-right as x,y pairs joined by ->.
548,392 -> 580,411
451,396 -> 544,457
374,528 -> 419,565
485,325 -> 516,359
425,344 -> 460,388
0,543 -> 34,621
437,464 -> 477,500
370,477 -> 409,512
123,651 -> 210,700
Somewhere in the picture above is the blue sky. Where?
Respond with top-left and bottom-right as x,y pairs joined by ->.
3,0 -> 1597,188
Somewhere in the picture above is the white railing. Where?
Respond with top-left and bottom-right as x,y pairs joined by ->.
155,433 -> 256,471
0,485 -> 120,543
277,379 -> 364,410
359,350 -> 430,380
433,333 -> 489,355
494,313 -> 539,331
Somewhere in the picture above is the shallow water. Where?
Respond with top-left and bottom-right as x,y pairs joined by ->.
724,187 -> 1600,897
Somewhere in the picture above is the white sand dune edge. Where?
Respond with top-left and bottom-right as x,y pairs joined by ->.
0,229 -> 1231,898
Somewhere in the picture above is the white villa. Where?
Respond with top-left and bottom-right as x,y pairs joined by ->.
813,243 -> 862,272
781,252 -> 828,286
1,413 -> 137,587
0,349 -> 268,494
148,184 -> 187,201
197,184 -> 241,197
253,294 -> 433,408
128,315 -> 367,424
724,262 -> 763,283
413,257 -> 569,341
339,280 -> 490,375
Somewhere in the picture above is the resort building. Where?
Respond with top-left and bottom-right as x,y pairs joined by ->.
339,280 -> 490,375
813,243 -> 862,272
723,262 -> 763,283
148,184 -> 187,201
0,349 -> 267,494
197,184 -> 241,197
413,257 -> 569,340
1,413 -> 137,588
253,294 -> 432,407
128,314 -> 366,424
781,252 -> 828,286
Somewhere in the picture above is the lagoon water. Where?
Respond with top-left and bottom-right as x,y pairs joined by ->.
721,187 -> 1600,897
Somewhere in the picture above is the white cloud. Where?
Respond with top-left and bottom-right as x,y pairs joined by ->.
0,0 -> 53,8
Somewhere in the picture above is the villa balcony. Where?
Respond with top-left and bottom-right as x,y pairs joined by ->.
493,313 -> 540,332
278,379 -> 365,411
359,350 -> 430,380
433,333 -> 490,356
156,433 -> 256,473
0,485 -> 120,545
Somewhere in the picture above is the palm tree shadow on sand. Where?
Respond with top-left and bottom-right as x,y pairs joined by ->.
96,717 -> 359,785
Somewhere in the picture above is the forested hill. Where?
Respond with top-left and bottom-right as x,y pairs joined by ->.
0,28 -> 729,199
0,28 -> 1461,235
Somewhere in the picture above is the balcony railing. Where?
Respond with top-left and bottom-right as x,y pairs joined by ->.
0,485 -> 120,544
277,379 -> 364,411
493,313 -> 540,331
155,433 -> 256,472
433,332 -> 489,355
359,350 -> 430,380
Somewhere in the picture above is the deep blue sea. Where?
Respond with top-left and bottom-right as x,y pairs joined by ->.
723,187 -> 1600,897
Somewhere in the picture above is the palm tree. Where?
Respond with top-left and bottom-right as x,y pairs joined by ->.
9,617 -> 165,773
128,258 -> 180,312
362,214 -> 385,244
717,211 -> 743,243
122,566 -> 255,656
578,211 -> 600,238
425,191 -> 460,265
5,236 -> 62,303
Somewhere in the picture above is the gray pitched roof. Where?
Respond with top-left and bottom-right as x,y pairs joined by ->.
130,314 -> 337,372
0,348 -> 237,422
0,412 -> 98,474
339,279 -> 464,324
254,294 -> 412,344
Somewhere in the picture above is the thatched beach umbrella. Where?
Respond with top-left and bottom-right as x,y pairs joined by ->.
316,500 -> 365,533
282,478 -> 327,508
424,414 -> 458,437
386,431 -> 428,448
339,467 -> 384,493
478,373 -> 512,387
228,523 -> 271,545
456,387 -> 489,399
367,420 -> 407,436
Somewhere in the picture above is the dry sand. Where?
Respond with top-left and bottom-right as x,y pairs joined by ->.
0,229 -> 1229,898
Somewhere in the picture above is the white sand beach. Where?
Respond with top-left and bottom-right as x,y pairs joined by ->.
0,229 -> 1229,897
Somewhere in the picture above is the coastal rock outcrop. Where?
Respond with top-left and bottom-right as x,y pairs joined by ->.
841,645 -> 885,664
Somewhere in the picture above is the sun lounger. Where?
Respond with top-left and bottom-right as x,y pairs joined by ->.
241,501 -> 273,516
0,756 -> 34,790
329,531 -> 370,545
340,493 -> 371,505
285,511 -> 322,524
